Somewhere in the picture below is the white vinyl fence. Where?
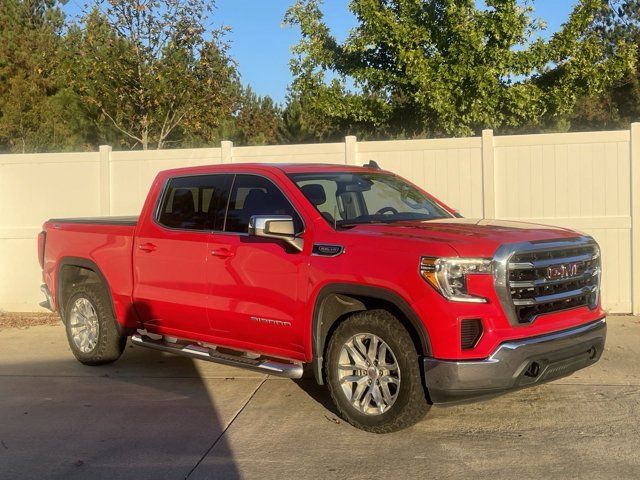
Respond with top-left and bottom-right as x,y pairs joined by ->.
1,125 -> 639,314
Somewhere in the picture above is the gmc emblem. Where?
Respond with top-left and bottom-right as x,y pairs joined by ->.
546,262 -> 580,280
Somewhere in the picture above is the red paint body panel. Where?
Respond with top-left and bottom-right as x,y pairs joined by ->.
42,222 -> 137,325
41,163 -> 605,364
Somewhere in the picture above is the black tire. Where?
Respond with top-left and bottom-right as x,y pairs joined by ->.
325,310 -> 430,433
64,283 -> 126,365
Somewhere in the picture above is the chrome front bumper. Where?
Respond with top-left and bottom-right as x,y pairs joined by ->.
423,318 -> 606,405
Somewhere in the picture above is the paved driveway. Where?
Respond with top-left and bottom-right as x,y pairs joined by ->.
1,316 -> 639,480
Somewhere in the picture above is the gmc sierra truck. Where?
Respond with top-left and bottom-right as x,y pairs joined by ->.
38,162 -> 606,433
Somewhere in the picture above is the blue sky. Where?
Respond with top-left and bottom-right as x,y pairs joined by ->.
61,0 -> 578,104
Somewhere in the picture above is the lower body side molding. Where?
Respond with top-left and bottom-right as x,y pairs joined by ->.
131,333 -> 304,379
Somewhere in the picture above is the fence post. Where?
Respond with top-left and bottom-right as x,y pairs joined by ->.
345,135 -> 358,165
631,123 -> 640,314
221,140 -> 233,163
99,145 -> 111,216
481,129 -> 496,219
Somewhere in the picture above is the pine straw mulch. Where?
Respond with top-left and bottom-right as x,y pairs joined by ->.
0,311 -> 60,330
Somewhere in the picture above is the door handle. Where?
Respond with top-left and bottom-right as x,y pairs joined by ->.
138,243 -> 157,253
211,248 -> 234,258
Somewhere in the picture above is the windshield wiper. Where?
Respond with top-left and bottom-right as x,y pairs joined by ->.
337,216 -> 447,228
336,219 -> 399,228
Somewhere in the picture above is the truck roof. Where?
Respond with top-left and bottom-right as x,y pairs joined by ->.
158,162 -> 384,177
273,163 -> 382,173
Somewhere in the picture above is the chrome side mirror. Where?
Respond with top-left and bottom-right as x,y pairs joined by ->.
248,215 -> 303,252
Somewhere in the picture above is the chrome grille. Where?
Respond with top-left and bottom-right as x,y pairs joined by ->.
494,237 -> 601,326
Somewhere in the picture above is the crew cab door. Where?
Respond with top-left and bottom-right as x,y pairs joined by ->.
133,174 -> 232,337
206,173 -> 309,359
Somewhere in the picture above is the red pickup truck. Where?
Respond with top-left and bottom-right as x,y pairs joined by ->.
38,162 -> 606,433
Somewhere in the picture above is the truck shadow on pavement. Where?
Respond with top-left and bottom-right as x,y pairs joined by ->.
291,378 -> 340,417
3,318 -> 640,479
0,341 -> 246,480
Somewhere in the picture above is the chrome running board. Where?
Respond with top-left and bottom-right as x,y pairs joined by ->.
130,333 -> 303,379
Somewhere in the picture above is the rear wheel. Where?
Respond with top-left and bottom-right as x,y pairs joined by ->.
325,310 -> 430,433
64,283 -> 126,365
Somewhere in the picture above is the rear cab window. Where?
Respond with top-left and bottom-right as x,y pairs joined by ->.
157,175 -> 232,231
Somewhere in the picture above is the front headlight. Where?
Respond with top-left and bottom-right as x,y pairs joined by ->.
420,257 -> 493,303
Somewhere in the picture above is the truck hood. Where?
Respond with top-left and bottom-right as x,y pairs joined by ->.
344,218 -> 581,257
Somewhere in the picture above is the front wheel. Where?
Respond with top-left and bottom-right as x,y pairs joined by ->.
64,283 -> 126,365
325,310 -> 430,433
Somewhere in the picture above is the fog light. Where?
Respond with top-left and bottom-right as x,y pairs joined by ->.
460,318 -> 483,350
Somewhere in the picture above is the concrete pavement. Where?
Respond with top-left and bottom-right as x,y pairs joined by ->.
1,316 -> 639,480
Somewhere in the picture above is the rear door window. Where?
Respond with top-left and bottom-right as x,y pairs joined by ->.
158,175 -> 232,231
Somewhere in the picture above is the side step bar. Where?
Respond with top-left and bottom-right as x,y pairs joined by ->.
130,333 -> 303,379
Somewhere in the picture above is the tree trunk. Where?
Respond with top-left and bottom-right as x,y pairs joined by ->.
141,114 -> 149,150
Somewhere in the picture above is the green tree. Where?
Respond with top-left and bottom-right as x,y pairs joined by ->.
284,0 -> 636,138
281,94 -> 341,143
568,0 -> 640,130
230,86 -> 285,145
66,0 -> 240,150
0,0 -> 90,152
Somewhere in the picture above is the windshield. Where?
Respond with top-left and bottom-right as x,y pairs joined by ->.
288,172 -> 453,227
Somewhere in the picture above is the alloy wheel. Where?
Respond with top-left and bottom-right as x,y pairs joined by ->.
69,297 -> 100,353
337,333 -> 401,415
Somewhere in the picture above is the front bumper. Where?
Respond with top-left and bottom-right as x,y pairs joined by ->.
424,317 -> 606,405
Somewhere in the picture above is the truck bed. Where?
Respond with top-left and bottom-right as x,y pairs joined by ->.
42,217 -> 138,327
